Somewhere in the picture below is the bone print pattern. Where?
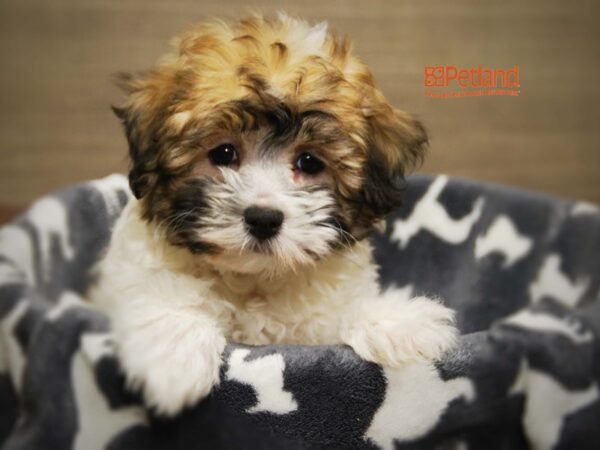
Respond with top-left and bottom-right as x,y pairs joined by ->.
1,174 -> 599,450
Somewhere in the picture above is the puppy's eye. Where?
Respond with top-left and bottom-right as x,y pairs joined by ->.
295,152 -> 325,175
208,144 -> 239,166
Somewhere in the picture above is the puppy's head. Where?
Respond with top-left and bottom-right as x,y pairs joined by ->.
114,14 -> 427,274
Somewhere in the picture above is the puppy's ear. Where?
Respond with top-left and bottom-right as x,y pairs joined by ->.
111,72 -> 170,199
361,102 -> 428,217
111,103 -> 151,199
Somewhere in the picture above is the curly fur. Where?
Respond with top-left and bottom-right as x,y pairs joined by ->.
91,13 -> 457,416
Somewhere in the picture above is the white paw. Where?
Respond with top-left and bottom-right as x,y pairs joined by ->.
116,314 -> 226,416
341,294 -> 458,367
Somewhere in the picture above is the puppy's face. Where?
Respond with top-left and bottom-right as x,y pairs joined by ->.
114,15 -> 427,274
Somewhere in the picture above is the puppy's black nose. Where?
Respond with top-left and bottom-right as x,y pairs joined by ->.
244,206 -> 284,241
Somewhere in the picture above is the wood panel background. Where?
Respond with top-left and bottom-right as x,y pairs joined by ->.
1,0 -> 599,209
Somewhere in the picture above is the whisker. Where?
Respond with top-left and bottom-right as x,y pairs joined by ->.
164,210 -> 197,233
321,218 -> 356,249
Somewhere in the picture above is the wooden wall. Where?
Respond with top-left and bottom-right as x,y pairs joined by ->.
1,0 -> 599,208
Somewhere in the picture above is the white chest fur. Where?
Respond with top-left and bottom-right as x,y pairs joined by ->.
91,200 -> 380,347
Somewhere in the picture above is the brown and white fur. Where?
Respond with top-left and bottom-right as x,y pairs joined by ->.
91,13 -> 457,416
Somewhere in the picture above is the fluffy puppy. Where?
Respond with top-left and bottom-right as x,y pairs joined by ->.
92,14 -> 457,416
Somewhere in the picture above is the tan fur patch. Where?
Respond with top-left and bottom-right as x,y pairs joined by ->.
114,13 -> 427,241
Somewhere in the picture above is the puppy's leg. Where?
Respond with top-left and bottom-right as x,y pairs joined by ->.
340,290 -> 457,367
110,295 -> 225,416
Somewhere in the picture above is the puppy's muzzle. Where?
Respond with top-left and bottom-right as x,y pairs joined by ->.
244,206 -> 284,241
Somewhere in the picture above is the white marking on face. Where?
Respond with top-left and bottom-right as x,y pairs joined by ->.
198,160 -> 339,274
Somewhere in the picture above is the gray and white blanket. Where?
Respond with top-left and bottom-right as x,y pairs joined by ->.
1,174 -> 599,450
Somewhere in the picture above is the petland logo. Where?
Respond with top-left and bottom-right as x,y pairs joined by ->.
424,65 -> 520,98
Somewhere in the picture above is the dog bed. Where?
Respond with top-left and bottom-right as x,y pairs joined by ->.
0,173 -> 599,450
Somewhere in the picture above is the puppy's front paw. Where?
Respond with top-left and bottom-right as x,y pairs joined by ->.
116,316 -> 226,416
341,294 -> 457,367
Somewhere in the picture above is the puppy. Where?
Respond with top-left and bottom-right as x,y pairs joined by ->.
91,14 -> 457,416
